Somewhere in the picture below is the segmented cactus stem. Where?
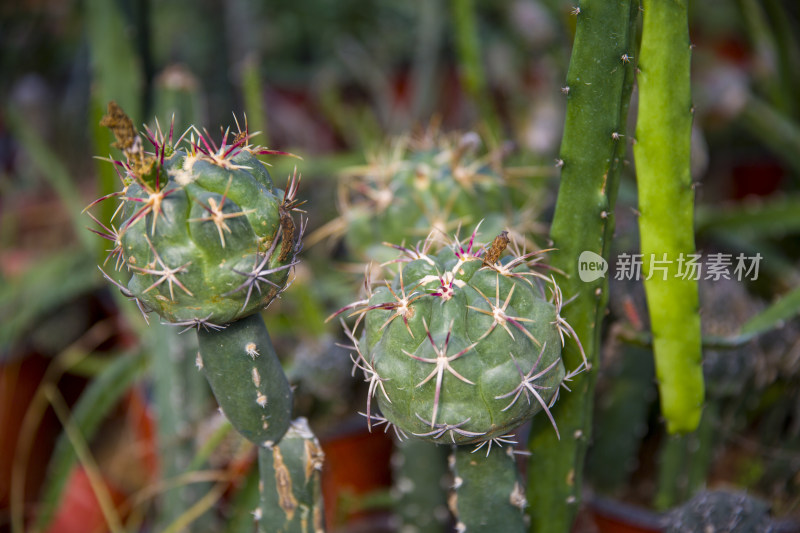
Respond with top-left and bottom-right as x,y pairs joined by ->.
392,438 -> 450,533
448,445 -> 527,533
196,312 -> 293,446
257,418 -> 325,533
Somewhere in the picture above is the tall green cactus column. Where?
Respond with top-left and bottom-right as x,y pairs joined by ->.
87,103 -> 323,532
526,1 -> 638,531
634,0 -> 704,434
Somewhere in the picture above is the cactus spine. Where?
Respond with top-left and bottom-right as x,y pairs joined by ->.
634,0 -> 704,434
89,103 -> 323,532
526,1 -> 638,531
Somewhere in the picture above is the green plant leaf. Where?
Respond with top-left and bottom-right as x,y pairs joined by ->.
35,349 -> 149,530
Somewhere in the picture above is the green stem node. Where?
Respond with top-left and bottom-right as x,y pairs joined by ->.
257,418 -> 325,533
449,445 -> 527,533
197,313 -> 292,445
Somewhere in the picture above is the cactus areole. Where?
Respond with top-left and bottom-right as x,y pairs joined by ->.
89,102 -> 303,446
335,226 -> 585,446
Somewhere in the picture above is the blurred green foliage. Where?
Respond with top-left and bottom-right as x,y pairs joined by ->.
2,0 -> 800,531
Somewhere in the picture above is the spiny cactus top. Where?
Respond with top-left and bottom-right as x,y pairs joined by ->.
321,130 -> 541,261
88,102 -> 303,328
334,225 -> 586,446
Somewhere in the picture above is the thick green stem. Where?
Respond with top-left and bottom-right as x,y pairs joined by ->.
392,439 -> 450,533
449,445 -> 527,532
197,313 -> 292,446
634,0 -> 704,434
527,1 -> 637,531
257,418 -> 325,533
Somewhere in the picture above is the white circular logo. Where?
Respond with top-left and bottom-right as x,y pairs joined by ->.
578,251 -> 608,282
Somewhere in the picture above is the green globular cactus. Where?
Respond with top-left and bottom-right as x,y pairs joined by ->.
324,131 -> 538,262
257,418 -> 326,533
334,225 -> 583,446
333,226 -> 585,532
90,102 -> 303,326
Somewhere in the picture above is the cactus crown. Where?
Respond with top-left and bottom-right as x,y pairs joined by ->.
333,224 -> 586,448
88,102 -> 304,329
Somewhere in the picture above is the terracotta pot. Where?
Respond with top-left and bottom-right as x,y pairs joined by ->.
319,418 -> 394,531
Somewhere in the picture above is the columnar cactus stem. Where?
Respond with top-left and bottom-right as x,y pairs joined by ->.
634,0 -> 704,434
257,418 -> 325,533
391,438 -> 450,533
196,313 -> 292,445
526,1 -> 638,531
448,445 -> 527,532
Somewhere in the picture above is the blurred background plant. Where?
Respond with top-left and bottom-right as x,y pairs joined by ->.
1,0 -> 799,532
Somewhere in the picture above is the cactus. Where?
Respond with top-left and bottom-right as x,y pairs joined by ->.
88,102 -> 322,532
525,1 -> 638,530
334,225 -> 581,445
449,445 -> 527,532
323,130 -> 539,262
97,105 -> 302,327
391,438 -> 450,533
662,490 -> 773,533
634,0 -> 704,434
334,224 -> 585,531
197,313 -> 293,445
257,418 -> 326,533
